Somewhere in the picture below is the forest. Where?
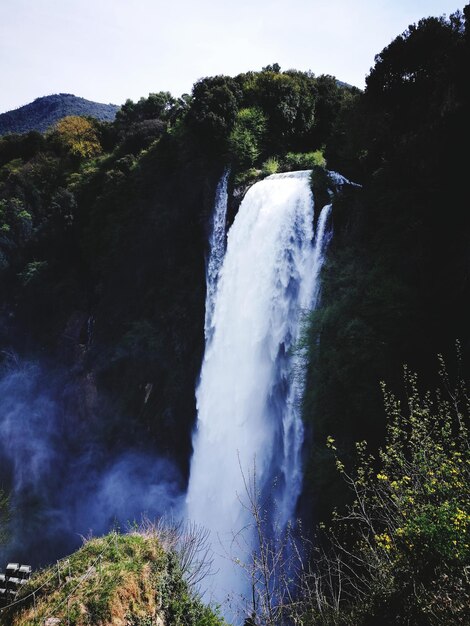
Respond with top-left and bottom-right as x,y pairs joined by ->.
0,5 -> 469,625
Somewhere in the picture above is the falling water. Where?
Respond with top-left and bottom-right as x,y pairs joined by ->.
205,168 -> 230,342
186,170 -> 333,604
276,200 -> 332,525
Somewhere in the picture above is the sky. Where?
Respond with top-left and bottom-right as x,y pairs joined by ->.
0,0 -> 465,113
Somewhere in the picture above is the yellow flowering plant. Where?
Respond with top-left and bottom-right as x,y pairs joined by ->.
321,347 -> 469,624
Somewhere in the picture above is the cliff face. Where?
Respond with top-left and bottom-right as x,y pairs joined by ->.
2,527 -> 223,626
0,94 -> 119,135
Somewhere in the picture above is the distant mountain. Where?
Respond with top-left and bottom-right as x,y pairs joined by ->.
336,79 -> 356,89
0,93 -> 120,136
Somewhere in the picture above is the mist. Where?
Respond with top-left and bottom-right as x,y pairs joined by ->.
0,354 -> 184,567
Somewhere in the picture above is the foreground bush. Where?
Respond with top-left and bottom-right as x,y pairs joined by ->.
297,354 -> 470,625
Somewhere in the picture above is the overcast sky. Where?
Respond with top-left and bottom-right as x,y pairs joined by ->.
0,0 -> 464,113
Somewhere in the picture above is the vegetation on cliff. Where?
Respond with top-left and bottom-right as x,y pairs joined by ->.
302,5 -> 470,521
2,524 -> 223,626
316,363 -> 470,625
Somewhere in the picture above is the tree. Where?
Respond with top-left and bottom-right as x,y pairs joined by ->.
115,92 -> 176,129
254,71 -> 315,143
229,107 -> 267,167
53,115 -> 102,159
310,74 -> 355,148
236,69 -> 317,152
186,75 -> 243,153
262,63 -> 281,73
364,11 -> 465,166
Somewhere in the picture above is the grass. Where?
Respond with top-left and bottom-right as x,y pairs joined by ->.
2,524 -> 224,626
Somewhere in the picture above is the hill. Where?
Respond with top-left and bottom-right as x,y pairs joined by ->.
0,94 -> 120,136
1,526 -> 223,626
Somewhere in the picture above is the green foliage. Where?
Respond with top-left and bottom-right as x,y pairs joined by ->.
303,5 -> 470,525
262,63 -> 281,73
261,157 -> 279,177
281,150 -> 326,170
324,88 -> 363,179
0,131 -> 47,167
50,187 -> 76,227
233,167 -> 261,188
255,71 -> 308,136
0,195 -> 34,249
4,527 -> 224,626
161,552 -> 223,626
113,93 -> 178,154
115,92 -> 176,128
233,360 -> 469,626
310,75 -> 360,148
269,358 -> 470,626
239,69 -> 317,151
126,616 -> 160,626
229,107 -> 267,167
314,359 -> 470,624
18,260 -> 48,286
186,75 -> 243,153
328,9 -> 467,180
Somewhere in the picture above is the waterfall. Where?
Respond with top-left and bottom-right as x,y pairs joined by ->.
205,168 -> 230,343
186,170 -> 333,606
276,200 -> 332,525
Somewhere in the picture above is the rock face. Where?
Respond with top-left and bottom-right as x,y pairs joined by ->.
0,94 -> 120,135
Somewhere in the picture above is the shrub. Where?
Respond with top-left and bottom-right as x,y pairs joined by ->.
304,353 -> 470,625
282,150 -> 326,170
261,157 -> 279,176
233,167 -> 261,188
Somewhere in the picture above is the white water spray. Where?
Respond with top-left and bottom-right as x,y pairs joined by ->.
186,170 -> 333,604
